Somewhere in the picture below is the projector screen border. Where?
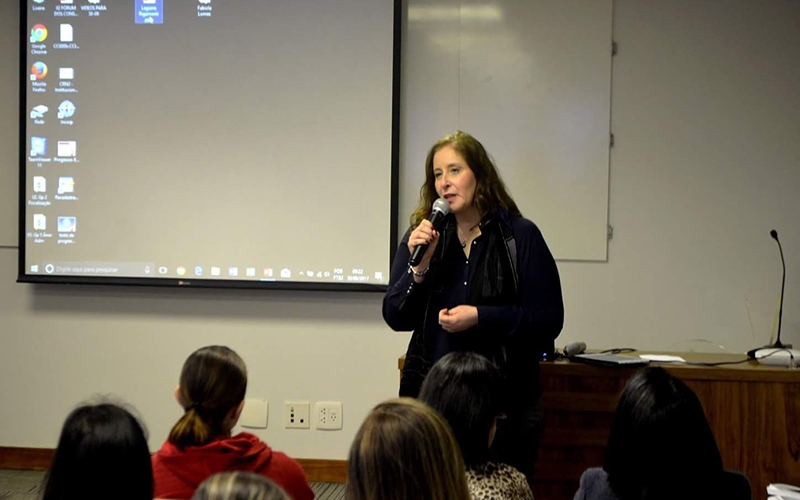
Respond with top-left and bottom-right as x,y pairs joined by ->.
17,0 -> 402,294
16,273 -> 390,293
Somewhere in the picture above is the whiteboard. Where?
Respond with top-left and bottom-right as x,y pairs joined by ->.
401,0 -> 612,261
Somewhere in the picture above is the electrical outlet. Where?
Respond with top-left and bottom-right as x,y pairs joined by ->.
315,401 -> 343,430
283,401 -> 310,429
239,399 -> 268,429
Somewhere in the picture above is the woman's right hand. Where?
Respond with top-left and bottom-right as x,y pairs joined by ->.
407,219 -> 440,271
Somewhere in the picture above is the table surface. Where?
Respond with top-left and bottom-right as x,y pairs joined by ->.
399,351 -> 800,382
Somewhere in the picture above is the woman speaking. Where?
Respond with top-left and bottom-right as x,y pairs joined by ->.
383,131 -> 564,485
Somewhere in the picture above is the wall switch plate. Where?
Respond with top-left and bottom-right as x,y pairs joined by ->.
315,401 -> 343,430
240,398 -> 268,429
283,401 -> 310,429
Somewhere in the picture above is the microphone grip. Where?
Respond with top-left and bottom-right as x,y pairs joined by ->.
409,243 -> 428,267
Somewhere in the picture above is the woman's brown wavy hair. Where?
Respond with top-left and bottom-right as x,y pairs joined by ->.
410,131 -> 521,228
346,398 -> 470,500
168,346 -> 247,449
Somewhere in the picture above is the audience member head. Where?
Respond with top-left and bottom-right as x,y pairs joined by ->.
192,471 -> 290,500
168,345 -> 248,448
346,397 -> 470,500
418,351 -> 504,467
604,367 -> 724,500
41,401 -> 153,500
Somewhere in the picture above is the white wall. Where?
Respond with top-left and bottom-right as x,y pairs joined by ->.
1,0 -> 799,459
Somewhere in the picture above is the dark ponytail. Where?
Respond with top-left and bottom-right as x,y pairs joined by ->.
168,346 -> 247,448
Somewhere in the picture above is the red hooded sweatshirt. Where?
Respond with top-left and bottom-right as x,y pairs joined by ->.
152,432 -> 314,500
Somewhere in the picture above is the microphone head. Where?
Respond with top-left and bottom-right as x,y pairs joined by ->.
563,341 -> 587,357
431,198 -> 450,216
770,229 -> 778,240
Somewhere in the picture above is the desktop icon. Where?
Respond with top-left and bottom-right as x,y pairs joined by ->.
33,214 -> 47,230
30,24 -> 48,43
33,176 -> 46,193
31,62 -> 48,80
59,67 -> 74,80
33,0 -> 45,4
57,141 -> 77,157
60,0 -> 73,4
136,0 -> 164,24
30,105 -> 48,119
57,176 -> 74,194
57,100 -> 76,119
88,0 -> 100,3
60,24 -> 73,42
30,137 -> 47,156
57,216 -> 76,232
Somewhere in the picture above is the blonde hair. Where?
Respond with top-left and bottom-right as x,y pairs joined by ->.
346,398 -> 470,500
192,471 -> 290,500
168,346 -> 247,448
410,131 -> 521,228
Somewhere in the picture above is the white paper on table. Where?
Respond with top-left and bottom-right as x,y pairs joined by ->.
767,484 -> 800,500
639,354 -> 686,363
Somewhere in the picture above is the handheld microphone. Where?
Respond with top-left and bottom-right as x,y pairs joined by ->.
563,341 -> 587,357
770,229 -> 789,348
409,198 -> 450,267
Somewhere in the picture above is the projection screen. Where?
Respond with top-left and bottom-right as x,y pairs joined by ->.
19,0 -> 399,291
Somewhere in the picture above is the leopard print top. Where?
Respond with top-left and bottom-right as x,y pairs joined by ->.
466,462 -> 534,500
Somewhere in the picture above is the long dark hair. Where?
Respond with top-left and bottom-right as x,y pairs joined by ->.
418,351 -> 504,467
346,398 -> 470,500
168,346 -> 247,448
41,402 -> 153,500
410,131 -> 521,228
604,367 -> 724,500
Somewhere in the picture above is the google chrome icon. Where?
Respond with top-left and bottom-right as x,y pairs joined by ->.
31,62 -> 48,80
30,24 -> 48,43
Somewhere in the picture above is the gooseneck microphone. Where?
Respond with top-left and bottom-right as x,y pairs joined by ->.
770,229 -> 789,348
409,198 -> 450,267
748,229 -> 792,359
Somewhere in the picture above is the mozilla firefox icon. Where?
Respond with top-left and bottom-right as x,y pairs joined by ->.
30,24 -> 48,43
31,62 -> 48,80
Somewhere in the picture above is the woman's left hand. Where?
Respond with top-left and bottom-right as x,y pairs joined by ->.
438,306 -> 479,333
